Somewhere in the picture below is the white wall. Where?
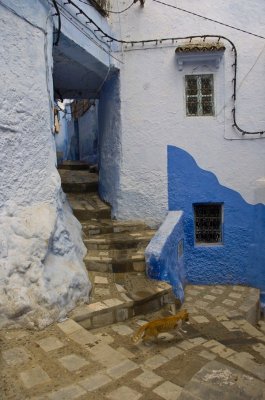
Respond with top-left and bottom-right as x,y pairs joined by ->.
107,0 -> 265,224
0,0 -> 90,329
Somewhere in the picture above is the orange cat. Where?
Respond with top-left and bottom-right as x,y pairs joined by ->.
131,309 -> 189,343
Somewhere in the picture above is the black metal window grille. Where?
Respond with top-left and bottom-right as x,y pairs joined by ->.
194,204 -> 222,244
185,74 -> 214,116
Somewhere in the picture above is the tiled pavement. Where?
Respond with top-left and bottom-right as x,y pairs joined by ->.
9,165 -> 261,399
1,284 -> 265,400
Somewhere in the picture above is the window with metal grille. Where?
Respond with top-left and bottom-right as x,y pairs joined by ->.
185,74 -> 214,116
194,204 -> 223,244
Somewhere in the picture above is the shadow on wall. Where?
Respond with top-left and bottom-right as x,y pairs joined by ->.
167,145 -> 265,298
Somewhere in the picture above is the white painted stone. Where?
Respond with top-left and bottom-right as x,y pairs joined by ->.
103,298 -> 124,307
2,346 -> 32,366
192,316 -> 209,324
69,329 -> 98,346
106,359 -> 139,379
88,343 -> 126,367
79,372 -> 112,391
95,332 -> 114,344
210,345 -> 235,358
153,381 -> 183,400
162,346 -> 184,360
94,276 -> 108,284
120,293 -> 133,302
177,340 -> 196,351
0,1 -> 91,329
211,289 -> 224,295
222,299 -> 236,307
136,320 -> 148,326
144,354 -> 169,370
221,321 -> 241,332
203,295 -> 216,301
203,340 -> 220,348
47,384 -> 86,400
36,336 -> 64,352
107,386 -> 142,400
115,283 -> 126,293
236,320 -> 264,337
135,369 -> 164,388
228,292 -> 242,299
58,354 -> 89,371
20,366 -> 50,388
57,319 -> 82,335
228,352 -> 265,380
111,324 -> 134,336
189,337 -> 207,346
199,350 -> 217,361
117,346 -> 135,358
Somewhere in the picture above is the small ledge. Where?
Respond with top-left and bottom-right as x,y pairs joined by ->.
175,41 -> 225,71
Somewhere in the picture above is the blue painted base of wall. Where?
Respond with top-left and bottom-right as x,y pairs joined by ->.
168,145 -> 265,294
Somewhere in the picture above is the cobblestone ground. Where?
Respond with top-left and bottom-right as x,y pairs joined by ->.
1,285 -> 265,400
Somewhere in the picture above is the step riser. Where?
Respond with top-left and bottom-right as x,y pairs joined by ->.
62,182 -> 98,193
59,165 -> 91,171
82,226 -> 149,236
85,260 -> 146,273
85,241 -> 150,251
73,209 -> 111,221
74,291 -> 174,330
63,166 -> 172,328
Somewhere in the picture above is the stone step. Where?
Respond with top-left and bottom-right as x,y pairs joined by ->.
84,230 -> 155,250
82,219 -> 150,236
84,249 -> 146,273
70,272 -> 174,330
67,193 -> 111,220
58,161 -> 91,170
59,169 -> 98,193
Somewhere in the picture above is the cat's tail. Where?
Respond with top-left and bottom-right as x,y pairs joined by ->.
131,325 -> 146,343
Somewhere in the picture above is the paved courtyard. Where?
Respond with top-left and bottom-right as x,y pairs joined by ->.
1,284 -> 265,400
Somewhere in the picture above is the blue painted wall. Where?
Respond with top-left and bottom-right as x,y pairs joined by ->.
168,145 -> 265,298
98,72 -> 121,216
145,211 -> 185,302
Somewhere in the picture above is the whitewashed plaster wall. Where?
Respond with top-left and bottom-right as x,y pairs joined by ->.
107,0 -> 265,224
0,0 -> 90,329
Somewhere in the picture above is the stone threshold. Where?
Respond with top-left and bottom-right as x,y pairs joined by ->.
70,276 -> 174,330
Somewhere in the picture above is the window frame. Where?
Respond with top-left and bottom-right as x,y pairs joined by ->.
193,203 -> 224,246
185,74 -> 215,117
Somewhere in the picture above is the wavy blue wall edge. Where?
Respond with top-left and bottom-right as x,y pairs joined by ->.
167,145 -> 265,303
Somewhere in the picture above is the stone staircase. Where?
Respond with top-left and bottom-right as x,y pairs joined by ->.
58,162 -> 174,330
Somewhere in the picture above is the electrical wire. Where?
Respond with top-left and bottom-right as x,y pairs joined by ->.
2,0 -> 264,136
152,0 -> 265,41
58,0 -> 265,135
57,4 -> 124,63
56,1 -> 110,46
78,0 -> 136,14
50,0 -> 61,45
